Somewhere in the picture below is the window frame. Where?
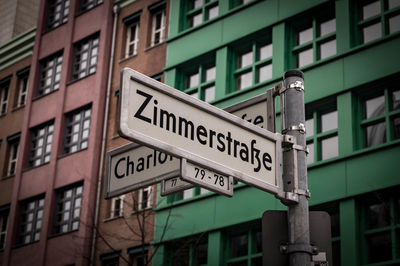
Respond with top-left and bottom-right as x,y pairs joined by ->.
62,105 -> 92,155
165,234 -> 208,266
71,33 -> 100,81
305,100 -> 339,165
183,0 -> 219,30
79,0 -> 103,13
110,195 -> 124,218
27,121 -> 54,168
291,4 -> 337,68
36,51 -> 63,97
126,21 -> 140,57
182,58 -> 216,103
52,183 -> 83,235
46,0 -> 70,31
17,196 -> 45,245
0,77 -> 10,116
5,134 -> 20,177
0,206 -> 9,250
137,186 -> 152,211
16,68 -> 29,108
233,36 -> 273,92
150,8 -> 166,47
356,0 -> 400,45
357,85 -> 400,149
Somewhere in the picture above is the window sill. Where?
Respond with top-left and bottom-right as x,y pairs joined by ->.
48,228 -> 79,239
1,174 -> 15,181
12,240 -> 40,249
119,54 -> 138,64
42,22 -> 68,35
0,113 -> 6,118
131,207 -> 152,214
67,72 -> 96,86
23,161 -> 51,172
75,2 -> 104,17
57,147 -> 89,160
104,215 -> 124,222
12,105 -> 25,112
32,89 -> 59,102
144,41 -> 166,52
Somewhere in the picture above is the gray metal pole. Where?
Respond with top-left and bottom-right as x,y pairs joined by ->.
281,70 -> 311,265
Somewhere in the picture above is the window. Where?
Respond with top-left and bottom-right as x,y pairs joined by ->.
306,101 -> 338,164
234,36 -> 273,91
53,183 -> 83,234
17,196 -> 44,245
0,206 -> 9,250
0,77 -> 10,115
359,87 -> 400,148
46,0 -> 70,30
37,52 -> 63,97
63,105 -> 91,154
123,12 -> 141,58
128,245 -> 149,266
226,227 -> 262,265
71,34 -> 99,81
79,0 -> 103,12
137,186 -> 152,210
357,0 -> 400,44
110,195 -> 124,218
5,133 -> 20,177
27,121 -> 54,168
168,186 -> 210,203
230,0 -> 253,9
184,60 -> 216,102
292,6 -> 336,68
185,0 -> 219,29
15,68 -> 29,108
100,251 -> 121,266
361,191 -> 400,264
149,1 -> 166,46
166,234 -> 208,266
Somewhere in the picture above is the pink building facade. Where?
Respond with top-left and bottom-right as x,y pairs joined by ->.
2,1 -> 113,265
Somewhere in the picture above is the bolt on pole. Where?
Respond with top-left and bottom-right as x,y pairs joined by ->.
281,70 -> 311,265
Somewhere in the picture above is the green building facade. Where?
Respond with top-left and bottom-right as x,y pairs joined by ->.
153,0 -> 400,265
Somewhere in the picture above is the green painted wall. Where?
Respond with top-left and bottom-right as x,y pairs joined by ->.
154,0 -> 400,264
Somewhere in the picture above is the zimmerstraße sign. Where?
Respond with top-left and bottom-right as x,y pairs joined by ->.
118,68 -> 283,196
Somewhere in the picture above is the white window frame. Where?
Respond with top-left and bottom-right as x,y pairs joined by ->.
0,85 -> 9,115
110,195 -> 124,218
138,186 -> 152,210
7,141 -> 19,176
17,75 -> 28,108
126,22 -> 139,57
0,210 -> 8,250
150,9 -> 166,46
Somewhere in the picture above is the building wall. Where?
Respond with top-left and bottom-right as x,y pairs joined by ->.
95,0 -> 169,265
153,0 -> 400,265
1,0 -> 113,265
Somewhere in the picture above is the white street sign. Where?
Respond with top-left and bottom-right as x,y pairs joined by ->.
119,68 -> 283,195
160,176 -> 194,196
105,143 -> 179,198
181,159 -> 233,197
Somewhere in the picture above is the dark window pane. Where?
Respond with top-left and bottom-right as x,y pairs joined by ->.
393,90 -> 400,110
332,241 -> 341,266
389,15 -> 400,34
194,242 -> 208,265
365,122 -> 386,147
231,233 -> 248,258
253,230 -> 262,253
363,23 -> 382,43
365,95 -> 385,118
331,211 -> 340,237
228,261 -> 247,266
366,232 -> 392,263
321,136 -> 338,160
362,1 -> 381,19
366,201 -> 391,229
394,116 -> 400,139
320,39 -> 336,59
297,48 -> 313,67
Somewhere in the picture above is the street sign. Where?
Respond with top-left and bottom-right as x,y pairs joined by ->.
105,143 -> 180,198
119,68 -> 283,195
181,159 -> 234,197
161,176 -> 194,196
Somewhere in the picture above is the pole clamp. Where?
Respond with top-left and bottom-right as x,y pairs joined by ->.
282,123 -> 306,134
294,188 -> 311,198
277,80 -> 305,94
280,244 -> 318,255
282,134 -> 309,154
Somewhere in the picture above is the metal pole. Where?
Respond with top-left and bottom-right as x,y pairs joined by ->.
281,70 -> 311,265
